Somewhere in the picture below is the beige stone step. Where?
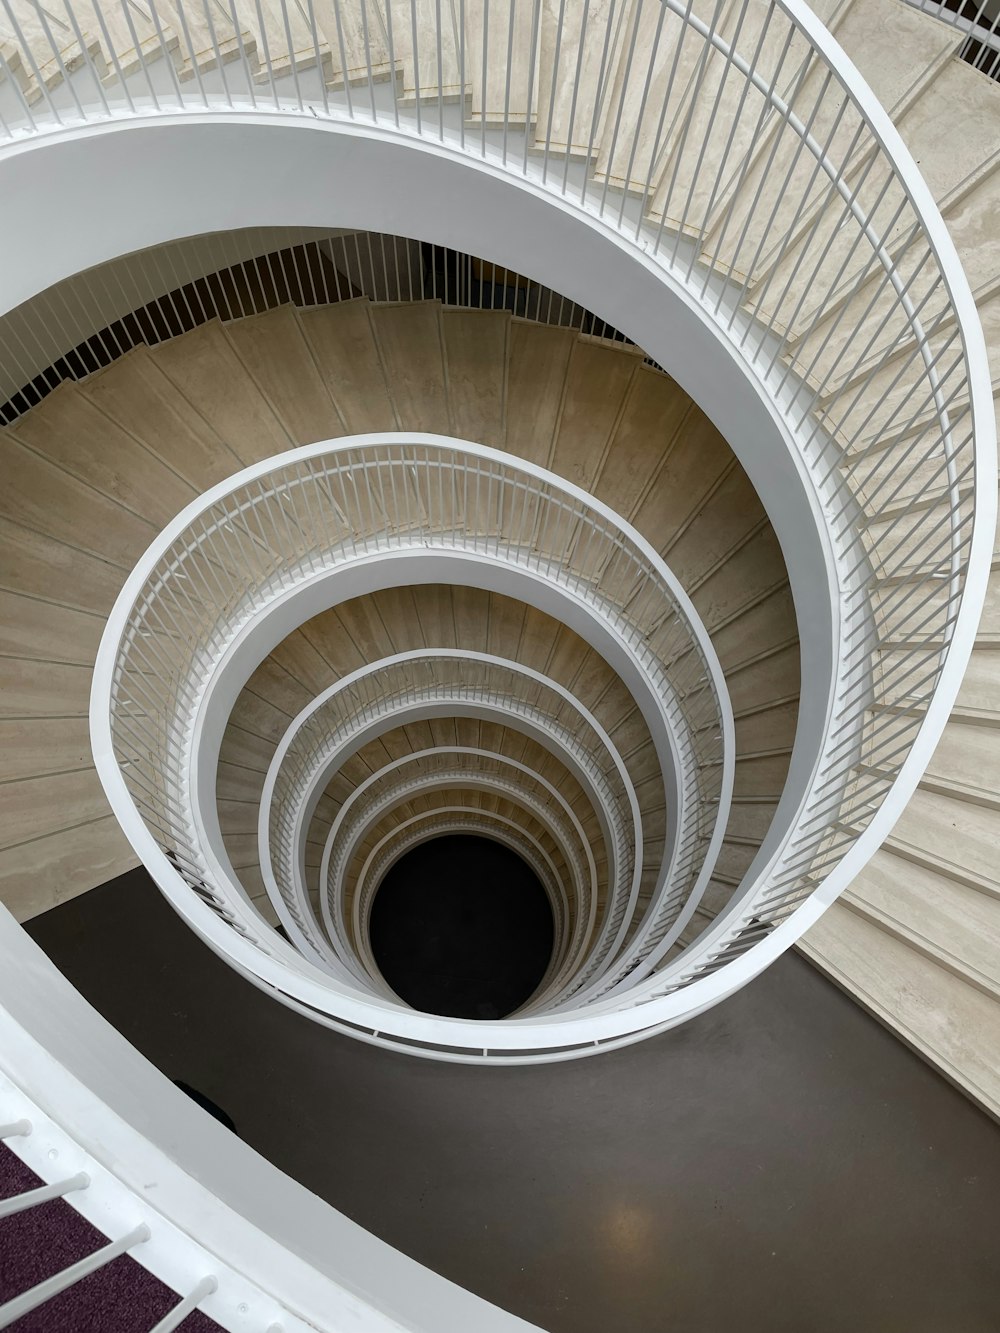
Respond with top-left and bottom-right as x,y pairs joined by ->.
921,718 -> 1000,810
664,468 -> 766,590
466,0 -> 538,124
0,816 -> 137,923
8,381 -> 195,529
549,338 -> 642,487
231,0 -> 330,78
0,517 -> 125,618
0,0 -> 103,102
154,0 -> 252,77
701,0 -> 959,281
758,59 -> 1000,342
691,525 -> 790,633
309,0 -> 393,86
886,786 -> 1000,899
0,588 -> 103,665
734,696 -> 799,754
441,306 -> 509,448
89,0 -> 179,81
589,366 -> 693,520
532,0 -> 633,158
298,299 -> 397,433
150,321 -> 291,464
369,300 -> 450,432
630,405 -> 733,544
821,288 -> 1000,454
504,320 -> 575,467
709,584 -> 796,672
387,0 -> 463,103
640,0 -> 845,232
0,768 -> 110,852
224,305 -> 344,446
0,717 -> 92,784
801,902 -> 1000,1119
786,157 -> 1000,398
845,848 -> 1000,1001
80,345 -> 244,492
591,0 -> 729,195
0,434 -> 155,569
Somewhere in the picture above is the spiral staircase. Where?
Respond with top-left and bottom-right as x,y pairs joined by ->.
0,0 -> 998,1325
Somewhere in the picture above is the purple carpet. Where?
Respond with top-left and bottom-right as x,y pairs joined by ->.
0,1143 -> 219,1331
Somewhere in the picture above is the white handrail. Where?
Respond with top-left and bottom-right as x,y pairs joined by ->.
318,746 -> 596,992
12,0 -> 983,1050
261,652 -> 628,983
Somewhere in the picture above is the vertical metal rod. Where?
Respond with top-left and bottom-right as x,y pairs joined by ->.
0,1173 -> 90,1219
0,1225 -> 150,1330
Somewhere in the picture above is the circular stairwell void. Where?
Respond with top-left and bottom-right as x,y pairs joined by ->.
368,834 -> 555,1020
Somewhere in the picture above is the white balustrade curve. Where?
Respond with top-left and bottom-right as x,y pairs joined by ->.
319,747 -> 595,992
321,745 -> 599,998
258,650 -> 639,985
347,775 -> 582,980
33,0 -> 991,1054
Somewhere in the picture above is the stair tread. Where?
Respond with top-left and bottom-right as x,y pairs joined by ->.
8,381 -> 196,530
224,305 -> 344,446
150,321 -> 292,463
299,299 -> 397,433
441,306 -> 509,448
888,787 -> 1000,897
801,902 -> 1000,1118
369,300 -> 450,432
847,847 -> 1000,997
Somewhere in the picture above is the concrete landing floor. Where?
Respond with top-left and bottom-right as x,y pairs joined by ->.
27,868 -> 1000,1333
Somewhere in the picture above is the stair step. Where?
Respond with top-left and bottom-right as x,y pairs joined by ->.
369,300 -> 450,432
441,306 -> 510,448
549,338 -> 641,489
886,786 -> 1000,900
150,321 -> 292,464
231,0 -> 331,79
0,432 -> 156,568
845,848 -> 1000,1001
0,816 -> 137,923
801,902 -> 1000,1119
759,58 -> 1000,344
8,381 -> 195,530
387,0 -> 463,103
467,0 -> 539,125
921,717 -> 1000,811
699,0 -> 958,281
224,305 -> 344,445
298,299 -> 397,433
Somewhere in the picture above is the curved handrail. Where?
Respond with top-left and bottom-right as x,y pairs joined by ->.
63,0 -> 991,1055
318,746 -> 597,990
259,650 -> 638,978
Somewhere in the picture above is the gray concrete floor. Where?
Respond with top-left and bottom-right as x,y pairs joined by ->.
27,868 -> 1000,1333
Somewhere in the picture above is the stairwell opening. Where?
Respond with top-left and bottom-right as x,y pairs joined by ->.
368,834 -> 555,1020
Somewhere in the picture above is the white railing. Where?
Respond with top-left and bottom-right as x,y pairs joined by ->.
261,653 -> 627,981
319,748 -> 596,993
4,0 -> 984,1047
903,0 -> 1000,78
93,432 -> 732,1058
